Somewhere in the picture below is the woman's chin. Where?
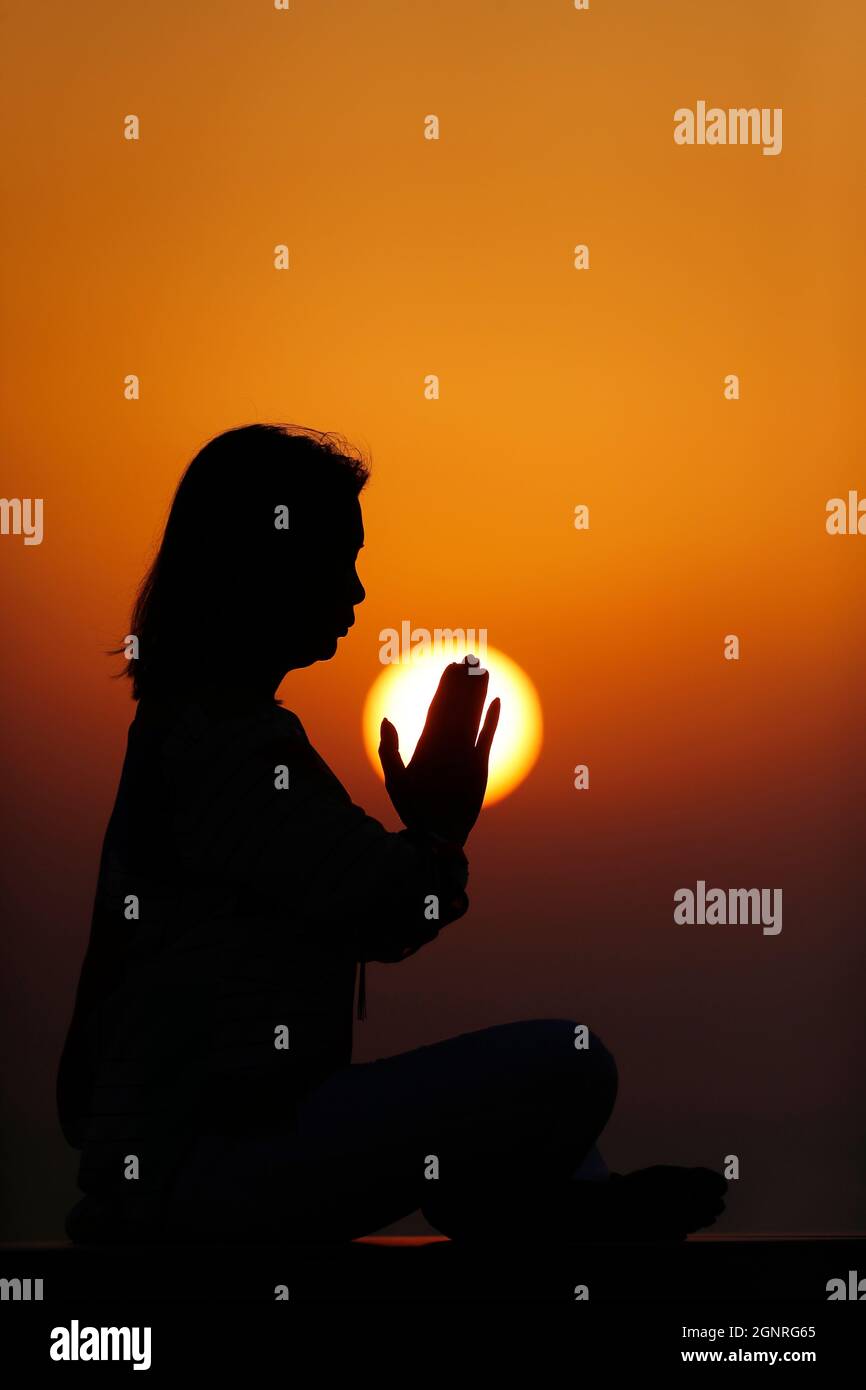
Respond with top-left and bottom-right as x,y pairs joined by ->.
287,632 -> 343,668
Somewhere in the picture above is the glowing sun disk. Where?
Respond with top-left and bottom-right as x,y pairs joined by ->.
362,643 -> 543,807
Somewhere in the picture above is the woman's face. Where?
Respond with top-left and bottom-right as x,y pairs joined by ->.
275,493 -> 366,670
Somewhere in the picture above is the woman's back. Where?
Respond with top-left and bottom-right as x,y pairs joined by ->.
57,697 -> 359,1217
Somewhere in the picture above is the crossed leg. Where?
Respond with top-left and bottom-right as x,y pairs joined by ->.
165,1018 -> 619,1241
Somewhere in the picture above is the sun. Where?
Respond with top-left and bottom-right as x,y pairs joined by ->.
362,643 -> 543,808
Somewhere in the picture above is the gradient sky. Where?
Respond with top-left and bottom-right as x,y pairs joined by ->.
1,0 -> 864,1238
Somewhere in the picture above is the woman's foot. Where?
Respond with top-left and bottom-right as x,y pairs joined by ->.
429,1165 -> 727,1243
567,1165 -> 728,1241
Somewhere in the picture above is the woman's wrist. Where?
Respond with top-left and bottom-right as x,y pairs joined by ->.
426,827 -> 468,853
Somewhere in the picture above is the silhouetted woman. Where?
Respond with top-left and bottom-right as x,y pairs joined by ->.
57,424 -> 726,1243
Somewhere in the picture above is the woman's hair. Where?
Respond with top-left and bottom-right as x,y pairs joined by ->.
116,423 -> 370,700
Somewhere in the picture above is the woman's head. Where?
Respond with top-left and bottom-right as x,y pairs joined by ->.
122,423 -> 369,700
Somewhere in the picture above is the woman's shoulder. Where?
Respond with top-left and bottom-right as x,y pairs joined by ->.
134,693 -> 307,764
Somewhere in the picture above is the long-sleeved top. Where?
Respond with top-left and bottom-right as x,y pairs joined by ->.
56,693 -> 469,1222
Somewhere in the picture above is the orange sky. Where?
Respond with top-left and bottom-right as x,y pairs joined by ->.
1,0 -> 864,1238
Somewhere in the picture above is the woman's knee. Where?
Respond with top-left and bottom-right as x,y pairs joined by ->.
588,1030 -> 618,1113
550,1018 -> 619,1103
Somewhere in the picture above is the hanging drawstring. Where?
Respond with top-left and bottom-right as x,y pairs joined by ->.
357,960 -> 367,1020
